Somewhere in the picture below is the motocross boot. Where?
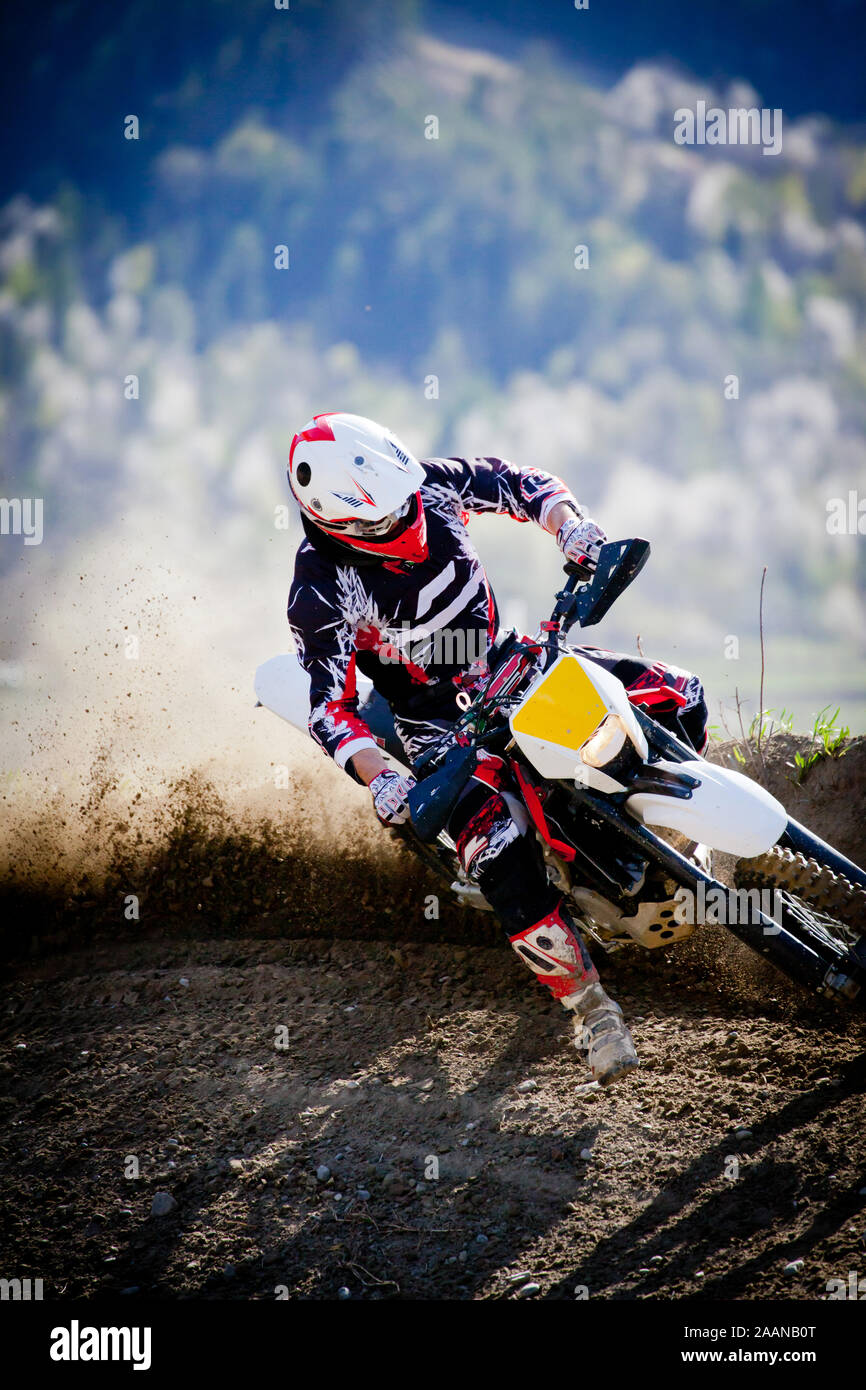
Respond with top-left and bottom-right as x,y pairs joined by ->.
509,901 -> 639,1087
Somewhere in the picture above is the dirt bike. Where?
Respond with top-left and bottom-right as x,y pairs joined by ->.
255,539 -> 866,1011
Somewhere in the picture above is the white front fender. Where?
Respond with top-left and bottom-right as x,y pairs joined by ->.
626,758 -> 786,858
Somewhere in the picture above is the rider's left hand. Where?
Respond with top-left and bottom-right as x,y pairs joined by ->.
557,514 -> 607,572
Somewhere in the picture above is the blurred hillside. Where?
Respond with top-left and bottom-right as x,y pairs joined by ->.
1,2 -> 865,736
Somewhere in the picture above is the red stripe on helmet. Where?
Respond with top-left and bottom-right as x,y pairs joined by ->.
289,412 -> 337,471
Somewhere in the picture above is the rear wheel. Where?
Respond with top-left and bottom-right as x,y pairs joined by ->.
395,826 -> 494,912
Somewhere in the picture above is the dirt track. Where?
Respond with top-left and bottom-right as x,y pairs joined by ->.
1,738 -> 865,1301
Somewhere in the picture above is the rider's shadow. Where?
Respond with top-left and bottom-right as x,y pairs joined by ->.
23,935 -> 863,1301
542,1052 -> 866,1300
66,941 -> 607,1299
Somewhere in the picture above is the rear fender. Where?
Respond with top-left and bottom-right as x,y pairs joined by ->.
254,653 -> 321,733
253,654 -> 410,774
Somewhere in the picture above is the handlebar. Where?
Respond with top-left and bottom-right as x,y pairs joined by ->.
549,537 -> 651,638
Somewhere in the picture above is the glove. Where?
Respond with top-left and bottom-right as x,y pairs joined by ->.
369,768 -> 417,827
557,513 -> 607,573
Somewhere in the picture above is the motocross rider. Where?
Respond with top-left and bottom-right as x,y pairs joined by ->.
286,413 -> 708,1086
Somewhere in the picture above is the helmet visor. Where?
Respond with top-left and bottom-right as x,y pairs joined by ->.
320,496 -> 413,539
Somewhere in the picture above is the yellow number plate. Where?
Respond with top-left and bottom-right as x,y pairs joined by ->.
511,656 -> 607,751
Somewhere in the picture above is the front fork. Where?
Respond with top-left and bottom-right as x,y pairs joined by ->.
569,784 -> 864,1005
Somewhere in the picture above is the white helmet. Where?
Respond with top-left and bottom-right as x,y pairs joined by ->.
288,412 -> 429,563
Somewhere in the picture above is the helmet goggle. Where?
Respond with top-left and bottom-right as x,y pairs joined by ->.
318,496 -> 412,539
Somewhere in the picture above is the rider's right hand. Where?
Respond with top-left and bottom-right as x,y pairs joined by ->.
369,768 -> 417,827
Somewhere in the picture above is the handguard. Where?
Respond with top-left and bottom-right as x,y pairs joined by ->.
560,538 -> 651,632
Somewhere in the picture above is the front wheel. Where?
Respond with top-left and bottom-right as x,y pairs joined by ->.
734,845 -> 866,1008
736,844 -> 866,936
565,784 -> 866,1009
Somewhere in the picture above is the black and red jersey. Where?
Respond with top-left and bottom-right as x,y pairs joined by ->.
286,456 -> 577,771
